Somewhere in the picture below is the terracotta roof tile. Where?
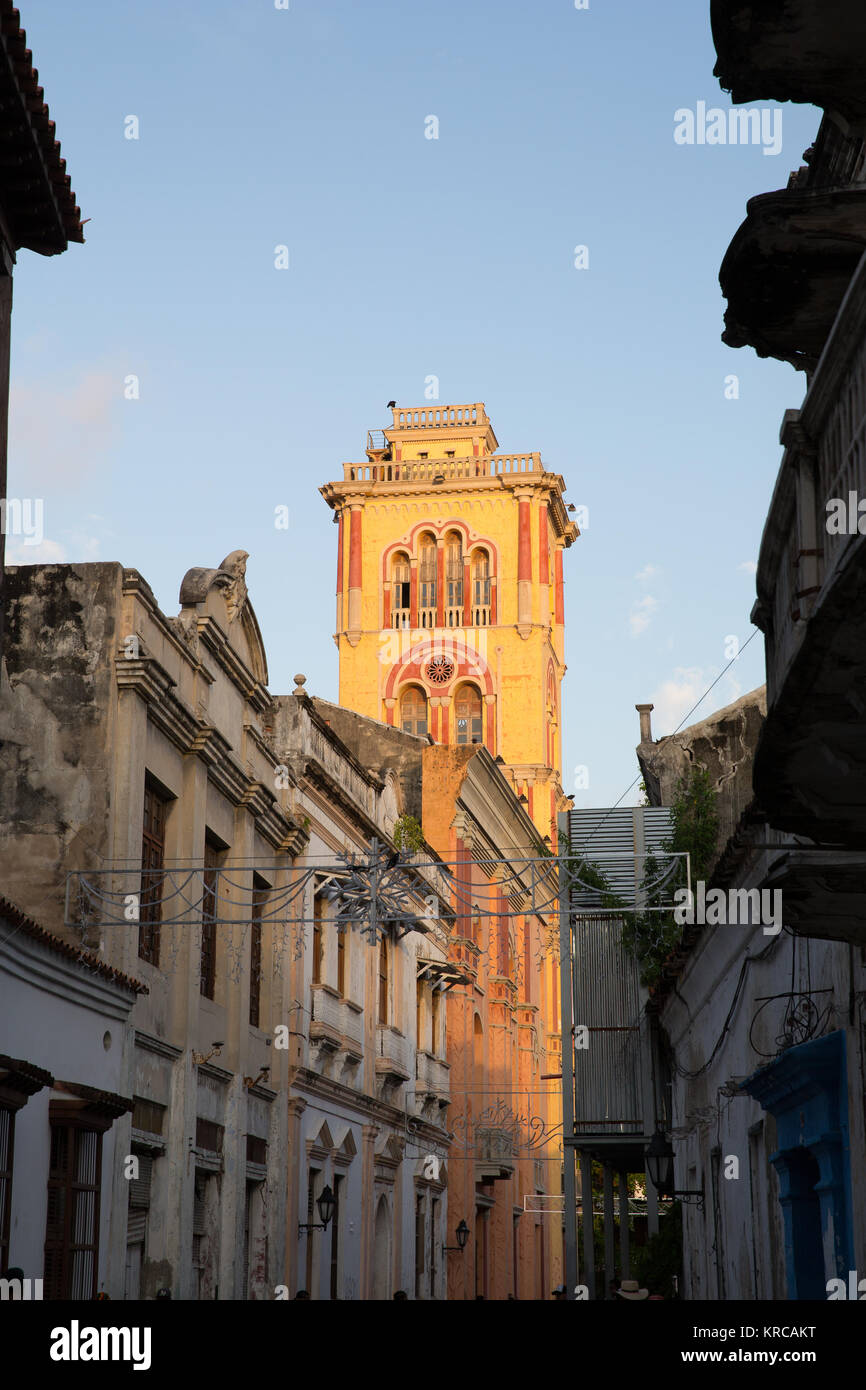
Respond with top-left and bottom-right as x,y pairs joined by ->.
0,2 -> 83,251
0,895 -> 147,994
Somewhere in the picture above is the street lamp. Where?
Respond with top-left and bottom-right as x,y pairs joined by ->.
299,1184 -> 337,1233
443,1219 -> 470,1253
645,1129 -> 675,1196
644,1130 -> 704,1209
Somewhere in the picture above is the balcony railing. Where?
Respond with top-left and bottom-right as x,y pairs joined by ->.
755,251 -> 866,701
392,403 -> 487,430
752,248 -> 866,846
342,452 -> 542,483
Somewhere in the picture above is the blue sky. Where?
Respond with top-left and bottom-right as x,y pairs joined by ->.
7,0 -> 819,806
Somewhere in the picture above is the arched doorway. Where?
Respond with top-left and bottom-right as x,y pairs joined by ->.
372,1194 -> 391,1300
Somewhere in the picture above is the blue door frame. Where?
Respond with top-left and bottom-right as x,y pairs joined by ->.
741,1030 -> 853,1299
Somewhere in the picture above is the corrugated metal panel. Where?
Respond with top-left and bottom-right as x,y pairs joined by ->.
567,806 -> 674,909
128,1153 -> 153,1208
126,1210 -> 146,1243
572,912 -> 644,1136
566,808 -> 674,1139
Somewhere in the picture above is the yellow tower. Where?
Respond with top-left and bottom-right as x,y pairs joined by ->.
320,402 -> 578,838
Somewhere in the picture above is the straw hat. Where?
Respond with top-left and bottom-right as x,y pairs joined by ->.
617,1280 -> 649,1300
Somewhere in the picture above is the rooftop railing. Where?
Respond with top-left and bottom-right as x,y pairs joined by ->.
343,452 -> 542,483
392,403 -> 487,430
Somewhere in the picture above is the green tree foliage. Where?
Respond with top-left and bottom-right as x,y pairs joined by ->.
631,1202 -> 683,1299
621,768 -> 719,988
393,814 -> 425,854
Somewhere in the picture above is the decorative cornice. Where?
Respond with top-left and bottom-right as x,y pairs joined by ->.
134,1031 -> 183,1061
195,616 -> 272,716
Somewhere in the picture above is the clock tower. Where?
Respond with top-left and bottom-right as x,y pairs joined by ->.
320,402 -> 578,839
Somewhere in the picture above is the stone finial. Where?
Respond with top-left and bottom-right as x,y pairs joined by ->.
293,674 -> 307,698
219,550 -> 249,624
636,703 -> 654,743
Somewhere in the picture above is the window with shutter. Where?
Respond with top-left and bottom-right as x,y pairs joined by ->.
128,1152 -> 153,1208
195,1119 -> 224,1154
44,1123 -> 102,1300
378,934 -> 389,1025
312,893 -> 324,984
200,839 -> 220,999
455,686 -> 482,745
131,1097 -> 165,1136
140,781 -> 169,966
250,877 -> 268,1027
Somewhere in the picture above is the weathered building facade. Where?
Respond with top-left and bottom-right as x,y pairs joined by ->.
638,695 -> 866,1301
0,554 -> 452,1298
317,702 -> 566,1300
319,405 -> 574,1297
0,898 -> 143,1298
617,0 -> 866,1303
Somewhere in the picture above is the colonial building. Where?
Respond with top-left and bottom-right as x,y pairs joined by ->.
319,402 -> 578,842
318,405 -> 576,1297
660,0 -> 866,1301
317,703 -> 566,1300
0,553 -> 452,1298
0,897 -> 144,1299
637,698 -> 866,1300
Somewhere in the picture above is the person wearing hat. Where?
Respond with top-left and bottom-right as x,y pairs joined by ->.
616,1279 -> 649,1300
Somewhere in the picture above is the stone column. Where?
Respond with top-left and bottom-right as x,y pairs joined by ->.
347,504 -> 363,643
335,510 -> 344,633
360,1123 -> 379,1300
517,493 -> 533,636
554,545 -> 564,627
538,500 -> 550,628
436,537 -> 445,627
603,1163 -> 616,1291
409,556 -> 418,629
579,1150 -> 595,1299
484,694 -> 496,755
618,1169 -> 631,1279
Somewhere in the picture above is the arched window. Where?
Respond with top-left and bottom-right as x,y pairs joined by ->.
471,549 -> 491,625
454,685 -> 482,746
392,551 -> 410,629
445,531 -> 463,625
401,686 -> 428,737
418,533 -> 437,627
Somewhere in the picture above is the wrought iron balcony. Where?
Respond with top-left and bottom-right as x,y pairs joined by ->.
475,1127 -> 514,1181
719,186 -> 866,372
365,429 -> 391,460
